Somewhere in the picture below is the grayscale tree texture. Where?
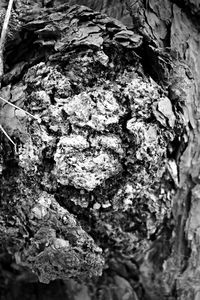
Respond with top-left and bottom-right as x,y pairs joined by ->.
0,1 -> 200,299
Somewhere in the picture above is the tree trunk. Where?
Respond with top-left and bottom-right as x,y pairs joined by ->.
0,1 -> 200,299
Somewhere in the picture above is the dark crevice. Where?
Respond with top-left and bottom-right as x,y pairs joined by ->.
179,186 -> 192,273
49,87 -> 56,105
2,31 -> 48,87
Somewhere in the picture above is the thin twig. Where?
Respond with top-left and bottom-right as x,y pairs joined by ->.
0,124 -> 16,152
0,95 -> 39,120
0,95 -> 40,152
0,0 -> 36,153
0,0 -> 15,83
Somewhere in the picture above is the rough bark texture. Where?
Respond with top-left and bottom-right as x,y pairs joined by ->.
0,1 -> 200,299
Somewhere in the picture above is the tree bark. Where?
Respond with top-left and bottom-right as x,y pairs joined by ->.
0,1 -> 200,299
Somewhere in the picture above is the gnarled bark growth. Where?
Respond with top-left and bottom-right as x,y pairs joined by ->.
0,1 -> 200,300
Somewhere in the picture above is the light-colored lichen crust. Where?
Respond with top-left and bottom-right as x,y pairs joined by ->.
53,135 -> 122,190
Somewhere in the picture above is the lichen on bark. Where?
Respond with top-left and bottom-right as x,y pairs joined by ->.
0,4 -> 174,289
0,3 -> 173,286
1,1 -> 198,299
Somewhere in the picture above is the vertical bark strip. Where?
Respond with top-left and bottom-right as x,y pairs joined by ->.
0,0 -> 14,83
